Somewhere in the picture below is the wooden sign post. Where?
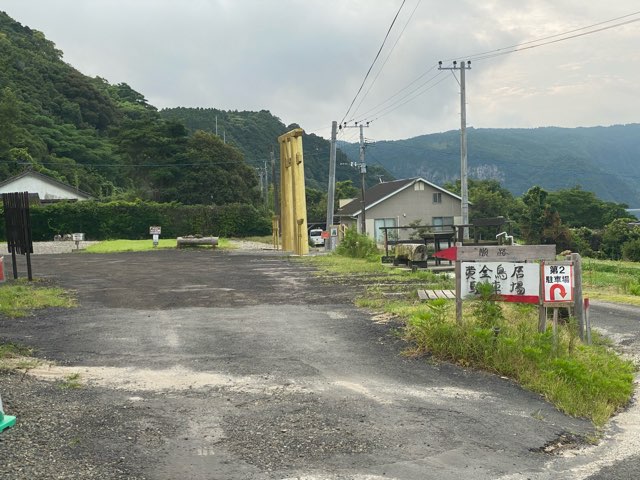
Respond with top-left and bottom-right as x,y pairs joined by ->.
435,245 -> 557,325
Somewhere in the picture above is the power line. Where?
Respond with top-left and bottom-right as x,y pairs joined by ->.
351,0 -> 422,121
366,72 -> 449,123
339,1 -> 407,126
350,65 -> 438,123
443,10 -> 640,63
344,9 -> 640,129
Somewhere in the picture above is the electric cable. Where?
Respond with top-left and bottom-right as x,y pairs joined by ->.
339,0 -> 407,126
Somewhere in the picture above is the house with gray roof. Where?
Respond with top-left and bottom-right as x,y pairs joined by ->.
337,177 -> 462,243
0,170 -> 93,203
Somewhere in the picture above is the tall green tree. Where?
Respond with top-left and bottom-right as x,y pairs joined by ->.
178,131 -> 260,206
519,186 -> 549,244
547,186 -> 629,229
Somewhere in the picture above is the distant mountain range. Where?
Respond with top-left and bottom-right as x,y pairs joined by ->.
339,124 -> 640,207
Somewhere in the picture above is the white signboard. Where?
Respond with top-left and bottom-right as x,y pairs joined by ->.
543,264 -> 574,303
149,226 -> 161,235
462,262 -> 540,304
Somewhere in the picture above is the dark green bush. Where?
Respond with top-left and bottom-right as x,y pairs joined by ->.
335,228 -> 379,259
0,200 -> 271,241
622,238 -> 640,262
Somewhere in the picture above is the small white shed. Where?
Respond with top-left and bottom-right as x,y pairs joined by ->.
0,171 -> 92,202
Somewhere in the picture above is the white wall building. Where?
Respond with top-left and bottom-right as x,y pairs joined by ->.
0,171 -> 92,202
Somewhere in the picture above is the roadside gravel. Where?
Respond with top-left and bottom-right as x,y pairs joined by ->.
0,370 -> 175,480
0,240 -> 270,256
0,241 -> 99,255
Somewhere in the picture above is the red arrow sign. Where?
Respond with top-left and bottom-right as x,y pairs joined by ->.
549,283 -> 567,301
433,246 -> 457,261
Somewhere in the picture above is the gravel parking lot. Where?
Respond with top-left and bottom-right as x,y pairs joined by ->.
0,246 -> 638,479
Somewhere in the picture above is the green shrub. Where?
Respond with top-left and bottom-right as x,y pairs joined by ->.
622,238 -> 640,262
472,282 -> 504,328
335,228 -> 379,259
0,201 -> 272,241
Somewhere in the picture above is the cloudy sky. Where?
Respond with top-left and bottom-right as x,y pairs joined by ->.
2,1 -> 639,141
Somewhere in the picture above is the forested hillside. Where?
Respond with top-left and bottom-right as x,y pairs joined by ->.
339,125 -> 640,206
160,107 -> 390,191
0,11 -> 259,205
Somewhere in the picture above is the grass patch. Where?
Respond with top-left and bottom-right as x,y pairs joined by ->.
0,341 -> 34,359
85,239 -> 179,253
0,280 -> 76,318
58,372 -> 82,390
582,258 -> 640,305
303,252 -> 635,426
0,340 -> 38,372
84,238 -> 231,253
302,254 -> 453,287
403,301 -> 634,426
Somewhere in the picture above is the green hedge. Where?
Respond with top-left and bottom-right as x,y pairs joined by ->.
0,201 -> 271,241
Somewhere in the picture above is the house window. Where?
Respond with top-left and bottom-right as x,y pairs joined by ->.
432,192 -> 442,204
374,218 -> 397,243
414,182 -> 425,191
432,216 -> 454,232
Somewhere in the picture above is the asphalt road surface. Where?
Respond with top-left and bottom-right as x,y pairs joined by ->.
0,248 -> 638,479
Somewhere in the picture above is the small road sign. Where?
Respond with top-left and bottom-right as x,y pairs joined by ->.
149,226 -> 161,235
543,263 -> 573,303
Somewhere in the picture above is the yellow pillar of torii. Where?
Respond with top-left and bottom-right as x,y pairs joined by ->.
278,128 -> 308,255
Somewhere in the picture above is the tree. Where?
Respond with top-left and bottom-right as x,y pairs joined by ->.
445,178 -> 520,221
179,131 -> 260,206
305,187 -> 326,222
335,180 -> 359,201
547,186 -> 629,229
601,218 -> 640,260
518,186 -> 549,244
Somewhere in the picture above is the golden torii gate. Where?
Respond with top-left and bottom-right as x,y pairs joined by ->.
278,128 -> 308,255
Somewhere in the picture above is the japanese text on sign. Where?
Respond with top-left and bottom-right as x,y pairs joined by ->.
543,263 -> 573,303
461,262 -> 540,303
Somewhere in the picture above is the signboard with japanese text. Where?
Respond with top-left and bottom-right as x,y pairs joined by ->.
543,263 -> 574,304
149,226 -> 161,235
436,245 -> 556,262
461,262 -> 540,304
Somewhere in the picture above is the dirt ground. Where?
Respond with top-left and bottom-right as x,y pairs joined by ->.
0,247 -> 638,479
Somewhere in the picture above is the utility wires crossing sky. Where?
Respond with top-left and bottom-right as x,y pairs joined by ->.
339,7 -> 640,131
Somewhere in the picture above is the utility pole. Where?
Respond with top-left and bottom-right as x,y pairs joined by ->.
325,121 -> 338,251
341,122 -> 370,236
263,159 -> 269,207
439,60 -> 471,240
271,149 -> 279,217
258,168 -> 265,199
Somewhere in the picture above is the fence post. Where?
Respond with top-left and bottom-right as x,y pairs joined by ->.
571,253 -> 584,341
